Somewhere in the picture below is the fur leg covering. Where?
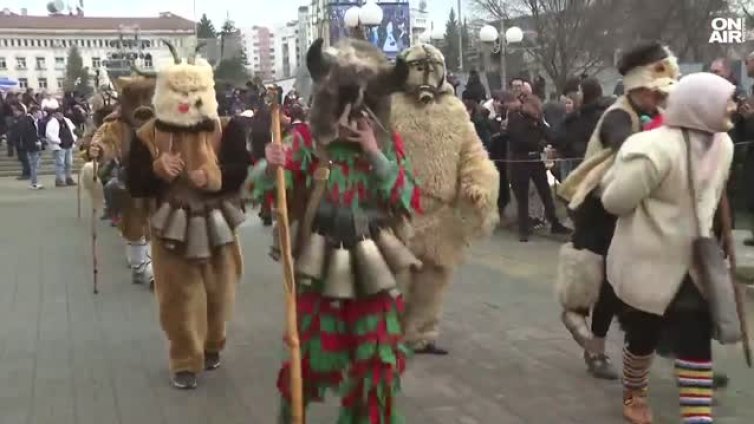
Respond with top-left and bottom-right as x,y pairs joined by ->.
555,242 -> 604,310
402,262 -> 453,348
151,239 -> 243,373
128,238 -> 154,285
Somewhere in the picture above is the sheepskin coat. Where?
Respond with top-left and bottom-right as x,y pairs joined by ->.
602,73 -> 735,316
391,91 -> 500,267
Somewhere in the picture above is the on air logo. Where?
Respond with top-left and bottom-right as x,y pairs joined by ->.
709,17 -> 746,44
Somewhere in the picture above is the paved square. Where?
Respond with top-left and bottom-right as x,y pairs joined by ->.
0,175 -> 751,423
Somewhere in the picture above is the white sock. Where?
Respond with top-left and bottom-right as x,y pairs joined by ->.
127,239 -> 149,268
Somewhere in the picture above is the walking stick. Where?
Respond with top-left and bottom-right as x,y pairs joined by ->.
91,160 -> 99,295
720,194 -> 751,367
77,169 -> 81,219
268,91 -> 304,422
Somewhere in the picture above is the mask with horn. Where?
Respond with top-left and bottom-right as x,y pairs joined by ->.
306,38 -> 409,146
133,39 -> 219,128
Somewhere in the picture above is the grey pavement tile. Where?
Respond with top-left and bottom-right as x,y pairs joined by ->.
0,176 -> 751,423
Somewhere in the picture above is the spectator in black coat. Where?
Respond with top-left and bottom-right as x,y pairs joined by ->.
8,103 -> 32,181
464,70 -> 487,103
507,95 -> 571,241
554,78 -> 613,178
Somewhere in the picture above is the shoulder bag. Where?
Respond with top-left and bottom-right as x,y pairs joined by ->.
684,129 -> 742,344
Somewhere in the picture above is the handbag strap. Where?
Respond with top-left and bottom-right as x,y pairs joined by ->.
683,129 -> 703,237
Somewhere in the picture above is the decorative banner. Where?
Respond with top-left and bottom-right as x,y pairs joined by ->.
329,1 -> 411,60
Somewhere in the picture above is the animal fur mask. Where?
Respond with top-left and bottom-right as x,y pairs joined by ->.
134,40 -> 219,128
398,43 -> 454,104
306,38 -> 409,145
113,75 -> 156,128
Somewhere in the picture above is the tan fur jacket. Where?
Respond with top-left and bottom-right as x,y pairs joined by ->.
90,111 -> 129,163
391,92 -> 500,267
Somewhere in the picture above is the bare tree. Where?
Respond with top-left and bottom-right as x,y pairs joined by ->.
469,0 -> 620,92
469,0 -> 733,92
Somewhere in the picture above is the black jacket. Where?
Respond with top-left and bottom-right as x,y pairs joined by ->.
10,115 -> 41,152
127,118 -> 251,199
554,98 -> 613,159
507,111 -> 552,157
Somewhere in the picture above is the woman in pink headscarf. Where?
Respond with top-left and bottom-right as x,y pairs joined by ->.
601,72 -> 737,423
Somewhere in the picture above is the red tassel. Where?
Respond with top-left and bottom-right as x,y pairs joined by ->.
320,331 -> 350,352
410,186 -> 422,213
390,167 -> 406,204
297,124 -> 314,148
644,114 -> 664,131
368,390 -> 381,423
392,132 -> 406,159
344,189 -> 356,207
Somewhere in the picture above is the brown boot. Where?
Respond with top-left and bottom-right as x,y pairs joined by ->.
623,389 -> 653,424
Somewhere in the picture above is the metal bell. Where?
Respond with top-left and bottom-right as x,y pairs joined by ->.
221,200 -> 246,229
375,229 -> 422,273
207,208 -> 235,247
185,215 -> 211,260
162,207 -> 187,245
150,202 -> 173,234
323,245 -> 356,299
354,238 -> 397,296
294,232 -> 327,279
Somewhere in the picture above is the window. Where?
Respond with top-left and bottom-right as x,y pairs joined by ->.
55,57 -> 65,69
0,57 -> 5,70
18,78 -> 28,89
56,78 -> 64,89
16,57 -> 26,70
35,57 -> 46,70
92,57 -> 101,68
38,78 -> 47,90
143,53 -> 153,69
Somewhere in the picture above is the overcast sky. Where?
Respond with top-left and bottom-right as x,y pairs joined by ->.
6,0 -> 464,31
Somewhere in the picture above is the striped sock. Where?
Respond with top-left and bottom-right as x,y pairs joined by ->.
675,358 -> 713,423
623,346 -> 654,393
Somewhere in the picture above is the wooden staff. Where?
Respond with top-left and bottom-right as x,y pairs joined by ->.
269,89 -> 304,422
77,169 -> 81,219
720,194 -> 751,366
92,160 -> 99,295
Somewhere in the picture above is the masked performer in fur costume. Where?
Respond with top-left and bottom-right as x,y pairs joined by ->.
87,75 -> 157,286
555,41 -> 679,382
390,44 -> 499,355
248,38 -> 419,423
127,42 -> 250,389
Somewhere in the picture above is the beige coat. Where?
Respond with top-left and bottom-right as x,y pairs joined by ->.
391,92 -> 500,267
601,126 -> 733,315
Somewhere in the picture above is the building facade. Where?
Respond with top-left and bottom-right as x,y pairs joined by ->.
242,26 -> 275,80
274,21 -> 300,79
0,9 -> 196,93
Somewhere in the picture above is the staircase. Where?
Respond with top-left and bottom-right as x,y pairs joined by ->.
0,142 -> 84,178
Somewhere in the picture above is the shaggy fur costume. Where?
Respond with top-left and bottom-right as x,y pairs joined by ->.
127,49 -> 249,377
391,44 -> 500,349
89,76 -> 156,243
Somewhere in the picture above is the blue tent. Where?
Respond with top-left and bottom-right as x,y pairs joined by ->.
0,77 -> 19,90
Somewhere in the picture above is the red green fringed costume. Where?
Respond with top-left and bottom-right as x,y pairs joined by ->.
250,122 -> 421,423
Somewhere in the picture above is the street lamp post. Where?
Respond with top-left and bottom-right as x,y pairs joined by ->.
479,23 -> 523,91
344,1 -> 383,41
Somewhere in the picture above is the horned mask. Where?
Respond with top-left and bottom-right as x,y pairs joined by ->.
133,40 -> 219,128
306,38 -> 409,145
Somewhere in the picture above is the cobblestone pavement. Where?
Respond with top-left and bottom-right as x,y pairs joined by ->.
0,175 -> 751,424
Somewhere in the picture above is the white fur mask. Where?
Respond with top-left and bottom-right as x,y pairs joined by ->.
153,58 -> 219,126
